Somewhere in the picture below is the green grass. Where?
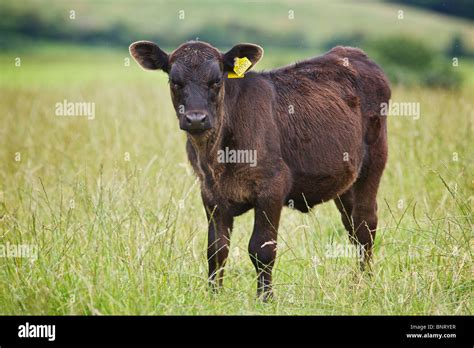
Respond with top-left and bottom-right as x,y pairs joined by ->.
0,44 -> 472,314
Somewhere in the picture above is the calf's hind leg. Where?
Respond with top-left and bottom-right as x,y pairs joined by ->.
334,190 -> 354,234
351,150 -> 387,269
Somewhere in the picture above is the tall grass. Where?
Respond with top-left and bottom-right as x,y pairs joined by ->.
0,50 -> 472,314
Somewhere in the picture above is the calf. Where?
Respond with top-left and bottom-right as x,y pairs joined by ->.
130,40 -> 390,300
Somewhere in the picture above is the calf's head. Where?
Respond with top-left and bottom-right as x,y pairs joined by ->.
129,41 -> 263,135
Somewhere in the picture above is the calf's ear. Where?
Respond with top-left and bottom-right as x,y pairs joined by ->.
222,43 -> 264,72
129,41 -> 169,72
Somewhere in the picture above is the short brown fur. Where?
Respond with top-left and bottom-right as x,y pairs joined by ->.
130,41 -> 390,300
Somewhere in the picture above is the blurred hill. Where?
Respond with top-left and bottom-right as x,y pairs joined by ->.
1,0 -> 473,88
390,0 -> 474,20
1,0 -> 473,51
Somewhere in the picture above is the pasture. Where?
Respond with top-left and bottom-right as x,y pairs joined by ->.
0,0 -> 472,315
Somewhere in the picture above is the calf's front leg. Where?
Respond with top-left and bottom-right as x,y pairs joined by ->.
248,194 -> 283,301
205,204 -> 233,291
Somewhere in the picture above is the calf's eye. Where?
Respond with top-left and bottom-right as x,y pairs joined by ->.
208,79 -> 221,89
170,80 -> 183,89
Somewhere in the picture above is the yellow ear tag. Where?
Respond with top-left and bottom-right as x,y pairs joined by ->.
227,57 -> 252,79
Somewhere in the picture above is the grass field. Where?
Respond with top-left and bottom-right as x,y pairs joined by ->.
0,49 -> 472,315
0,0 -> 472,315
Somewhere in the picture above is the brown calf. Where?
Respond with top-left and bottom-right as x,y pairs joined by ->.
130,40 -> 390,300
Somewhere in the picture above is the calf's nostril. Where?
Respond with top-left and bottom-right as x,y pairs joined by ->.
185,113 -> 207,125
